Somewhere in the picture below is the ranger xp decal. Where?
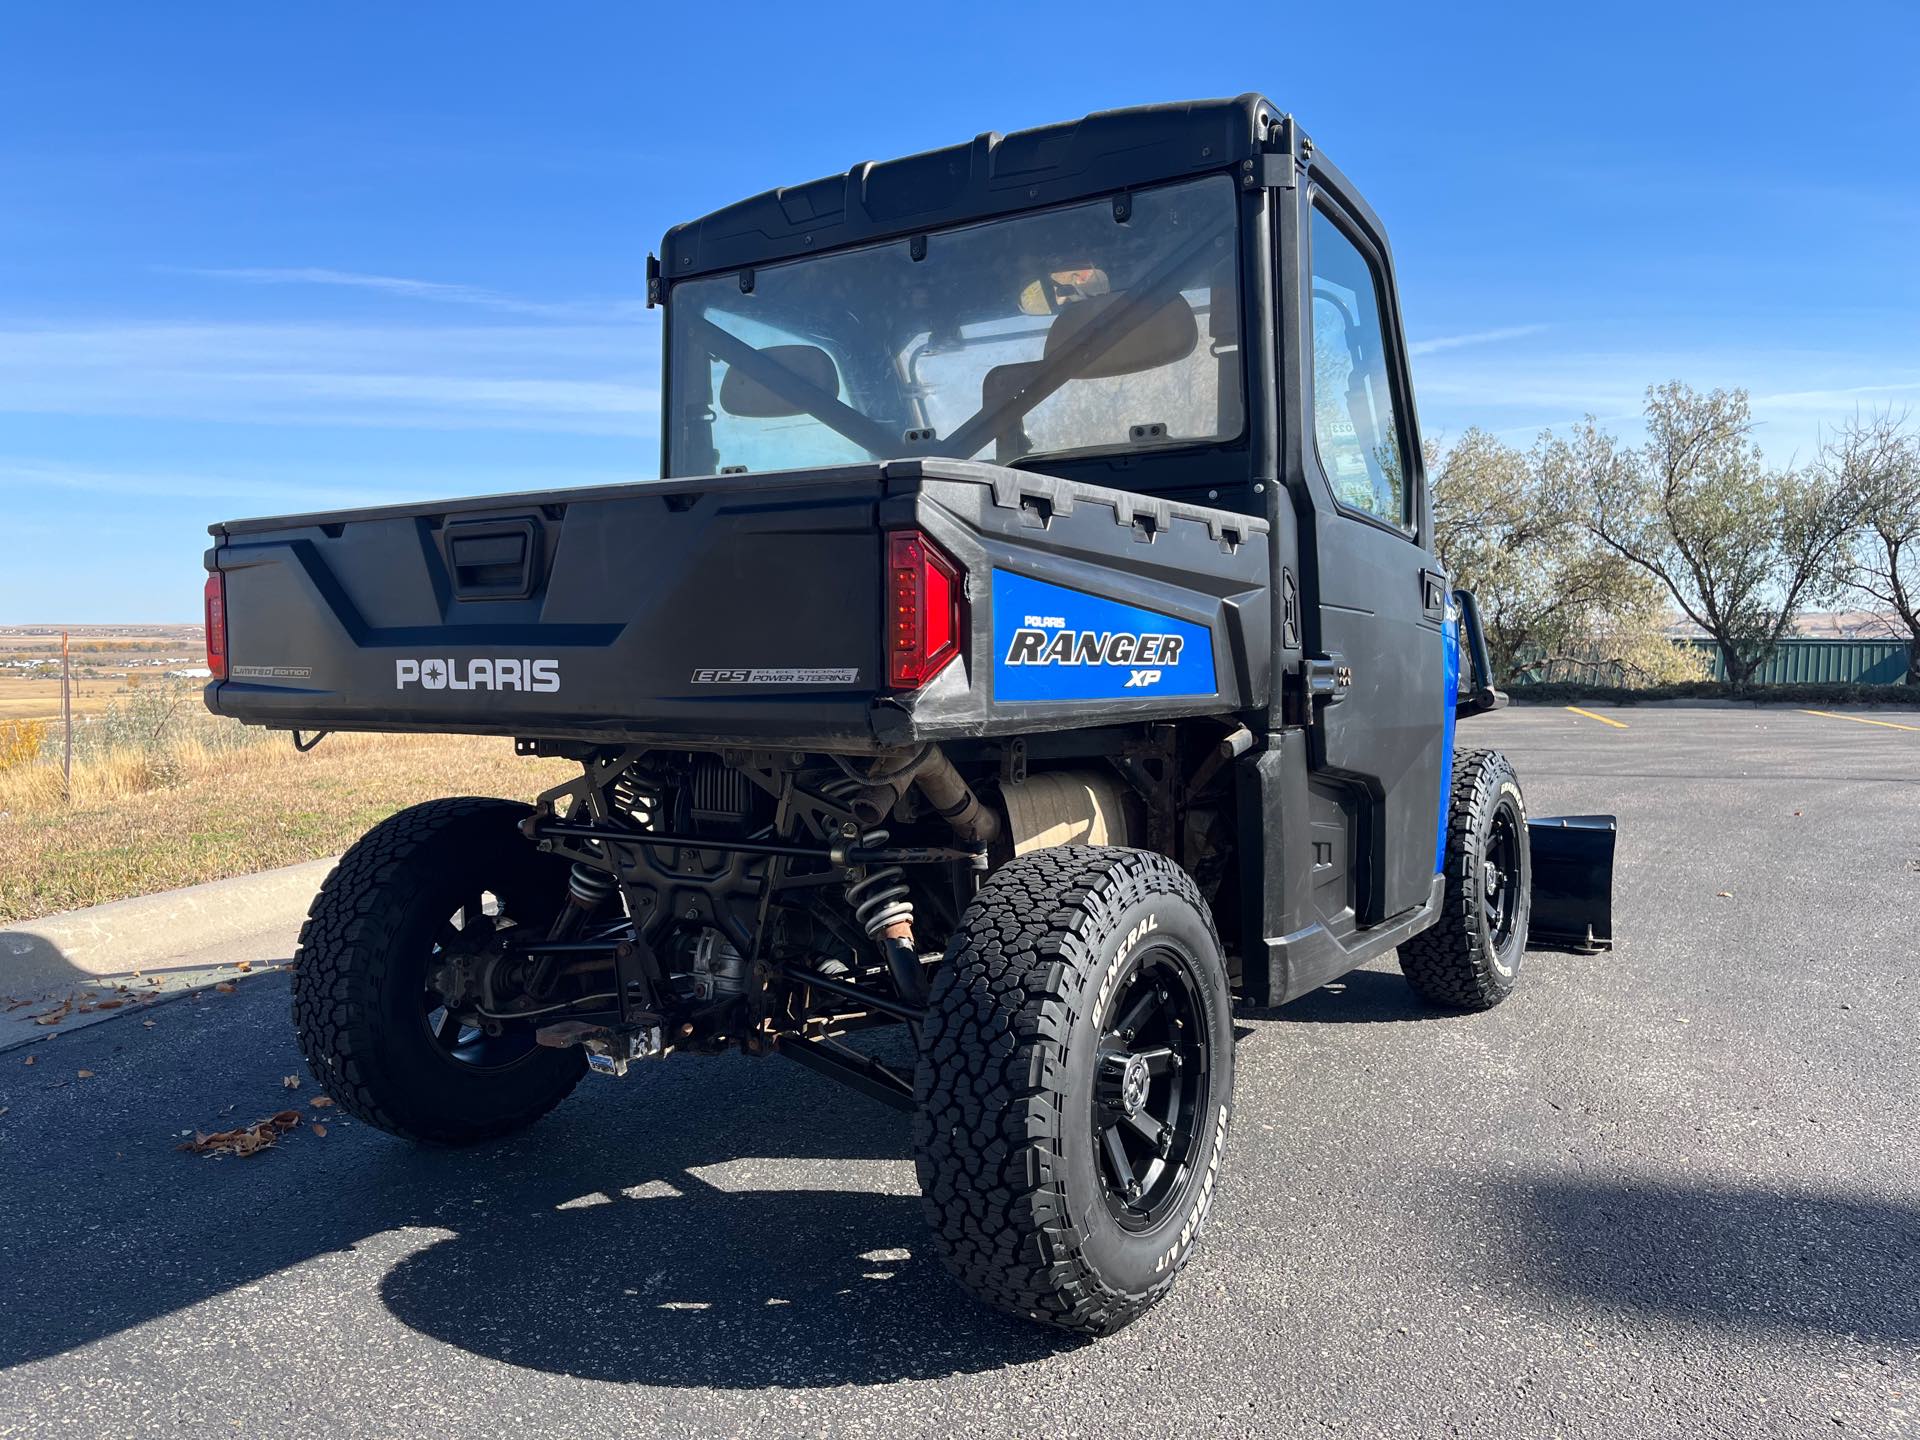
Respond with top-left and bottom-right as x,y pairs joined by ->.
992,570 -> 1215,703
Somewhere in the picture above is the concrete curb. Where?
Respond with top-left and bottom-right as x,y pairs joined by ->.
0,857 -> 336,997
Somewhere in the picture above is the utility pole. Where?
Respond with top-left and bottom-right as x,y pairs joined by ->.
61,629 -> 72,801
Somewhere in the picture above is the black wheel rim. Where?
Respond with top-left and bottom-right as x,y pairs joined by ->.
1482,802 -> 1521,951
421,891 -> 539,1071
1092,943 -> 1213,1232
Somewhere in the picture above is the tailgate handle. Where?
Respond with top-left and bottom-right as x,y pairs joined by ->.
446,518 -> 539,600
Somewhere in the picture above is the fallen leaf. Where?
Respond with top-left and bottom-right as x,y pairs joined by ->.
309,1096 -> 334,1109
213,982 -> 237,994
235,960 -> 253,973
141,1019 -> 157,1029
1715,891 -> 1734,899
30,997 -> 74,1027
93,999 -> 125,1011
177,1109 -> 302,1158
281,1075 -> 301,1090
77,1069 -> 94,1078
22,1055 -> 35,1067
310,1123 -> 328,1138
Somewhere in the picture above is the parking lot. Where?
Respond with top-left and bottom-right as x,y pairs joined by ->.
1,703 -> 1915,1439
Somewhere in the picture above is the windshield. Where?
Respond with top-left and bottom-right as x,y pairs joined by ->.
664,176 -> 1243,477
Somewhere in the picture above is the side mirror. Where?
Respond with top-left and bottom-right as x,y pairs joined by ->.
1453,588 -> 1508,717
717,344 -> 839,418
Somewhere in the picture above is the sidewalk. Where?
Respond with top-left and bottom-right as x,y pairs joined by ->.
0,858 -> 334,1049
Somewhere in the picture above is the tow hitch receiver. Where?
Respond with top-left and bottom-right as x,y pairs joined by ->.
1527,815 -> 1617,954
537,1018 -> 665,1076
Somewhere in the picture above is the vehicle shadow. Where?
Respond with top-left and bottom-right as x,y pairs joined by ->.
378,1166 -> 1069,1386
0,999 -> 1075,1386
1250,965 -> 1444,1025
1484,1174 -> 1920,1345
378,1030 -> 1075,1386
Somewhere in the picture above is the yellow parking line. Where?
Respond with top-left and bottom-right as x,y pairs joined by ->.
1565,706 -> 1629,729
1800,709 -> 1920,733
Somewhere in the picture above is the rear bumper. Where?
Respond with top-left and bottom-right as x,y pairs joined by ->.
1528,814 -> 1617,953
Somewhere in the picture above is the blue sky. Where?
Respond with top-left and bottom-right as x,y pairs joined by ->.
3,2 -> 1916,621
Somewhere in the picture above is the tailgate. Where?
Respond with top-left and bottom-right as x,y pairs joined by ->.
207,470 -> 890,746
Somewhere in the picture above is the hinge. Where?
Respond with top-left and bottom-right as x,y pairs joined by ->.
645,252 -> 662,309
1252,150 -> 1297,191
1243,113 -> 1301,192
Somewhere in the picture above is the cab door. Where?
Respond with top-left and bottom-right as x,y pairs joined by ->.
1285,175 -> 1448,925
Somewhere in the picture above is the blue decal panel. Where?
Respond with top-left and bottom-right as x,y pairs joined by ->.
992,570 -> 1216,703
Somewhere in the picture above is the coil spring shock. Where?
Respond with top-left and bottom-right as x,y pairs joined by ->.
844,843 -> 912,941
567,861 -> 617,911
609,772 -> 656,828
823,777 -> 913,945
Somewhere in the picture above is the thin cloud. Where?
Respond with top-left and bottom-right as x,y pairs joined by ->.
1408,324 -> 1547,357
1750,378 -> 1920,411
1416,346 -> 1920,462
0,321 -> 659,436
173,266 -> 643,321
0,455 -> 650,506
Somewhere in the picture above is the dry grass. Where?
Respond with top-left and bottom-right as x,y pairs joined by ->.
1,729 -> 576,924
0,676 -> 143,723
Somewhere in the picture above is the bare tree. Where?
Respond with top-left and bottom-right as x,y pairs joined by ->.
1433,427 -> 1703,686
1573,383 -> 1856,687
1823,408 -> 1920,683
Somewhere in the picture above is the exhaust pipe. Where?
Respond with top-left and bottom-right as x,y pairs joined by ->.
910,747 -> 1000,848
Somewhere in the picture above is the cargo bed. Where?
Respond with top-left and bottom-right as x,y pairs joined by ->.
207,458 -> 1271,750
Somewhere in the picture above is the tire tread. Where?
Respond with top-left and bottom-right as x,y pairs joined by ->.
1398,748 -> 1525,1011
912,845 -> 1228,1336
291,796 -> 582,1144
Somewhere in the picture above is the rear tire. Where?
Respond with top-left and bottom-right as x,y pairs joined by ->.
913,847 -> 1235,1336
292,796 -> 587,1144
1399,748 -> 1530,1010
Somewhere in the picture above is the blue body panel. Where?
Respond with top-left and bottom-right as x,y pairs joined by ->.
991,569 -> 1217,704
1435,599 -> 1459,871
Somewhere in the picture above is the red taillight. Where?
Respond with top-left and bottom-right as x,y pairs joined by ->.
204,571 -> 227,680
887,530 -> 961,690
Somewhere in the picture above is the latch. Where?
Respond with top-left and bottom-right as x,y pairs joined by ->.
444,517 -> 540,601
1302,655 -> 1353,709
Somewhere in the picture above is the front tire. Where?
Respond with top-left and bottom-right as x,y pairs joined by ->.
292,796 -> 587,1144
913,847 -> 1235,1336
1398,748 -> 1530,1010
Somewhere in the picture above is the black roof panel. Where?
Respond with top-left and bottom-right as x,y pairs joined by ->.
661,93 -> 1281,281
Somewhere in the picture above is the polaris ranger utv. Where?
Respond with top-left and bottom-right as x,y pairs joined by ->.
203,95 -> 1614,1336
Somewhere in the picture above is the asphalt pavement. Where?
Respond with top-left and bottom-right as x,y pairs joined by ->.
1,704 -> 1915,1438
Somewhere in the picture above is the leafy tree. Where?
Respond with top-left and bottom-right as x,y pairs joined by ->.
1822,409 -> 1920,683
1575,383 -> 1856,686
1433,427 -> 1703,686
